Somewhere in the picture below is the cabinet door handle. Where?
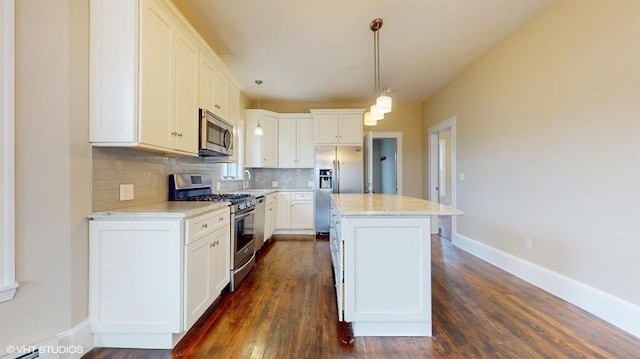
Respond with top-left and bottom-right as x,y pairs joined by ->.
177,132 -> 183,137
171,131 -> 177,136
210,243 -> 215,247
218,217 -> 224,222
202,224 -> 208,229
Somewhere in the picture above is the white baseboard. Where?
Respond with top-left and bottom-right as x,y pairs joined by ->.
2,320 -> 94,359
452,232 -> 640,339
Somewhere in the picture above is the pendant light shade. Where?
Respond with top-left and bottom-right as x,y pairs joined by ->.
376,91 -> 392,114
254,80 -> 264,136
254,122 -> 263,136
370,104 -> 384,121
364,112 -> 377,126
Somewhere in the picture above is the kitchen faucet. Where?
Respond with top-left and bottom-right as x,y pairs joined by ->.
242,169 -> 251,190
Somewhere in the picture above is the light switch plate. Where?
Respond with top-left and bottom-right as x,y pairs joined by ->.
120,184 -> 134,201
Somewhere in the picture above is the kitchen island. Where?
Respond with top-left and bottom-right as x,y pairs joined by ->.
329,193 -> 462,337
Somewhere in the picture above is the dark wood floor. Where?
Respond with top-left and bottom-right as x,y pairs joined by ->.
84,235 -> 640,359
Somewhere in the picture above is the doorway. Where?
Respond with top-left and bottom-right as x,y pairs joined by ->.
428,117 -> 457,238
364,131 -> 403,194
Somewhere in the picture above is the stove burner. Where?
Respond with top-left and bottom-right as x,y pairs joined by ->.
184,193 -> 251,203
168,174 -> 256,213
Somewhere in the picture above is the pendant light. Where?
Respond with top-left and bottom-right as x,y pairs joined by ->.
364,18 -> 392,126
254,80 -> 264,136
364,111 -> 377,126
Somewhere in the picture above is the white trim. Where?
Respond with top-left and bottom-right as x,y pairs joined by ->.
427,116 -> 457,234
1,0 -> 17,303
368,131 -> 403,195
453,232 -> 640,339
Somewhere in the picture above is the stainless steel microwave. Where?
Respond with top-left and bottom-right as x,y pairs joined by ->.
199,109 -> 233,157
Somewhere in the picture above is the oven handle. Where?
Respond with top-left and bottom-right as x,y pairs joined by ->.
236,250 -> 256,272
234,209 -> 254,219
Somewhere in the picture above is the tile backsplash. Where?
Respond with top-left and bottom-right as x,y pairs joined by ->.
245,168 -> 314,189
92,147 -> 225,211
91,148 -> 315,212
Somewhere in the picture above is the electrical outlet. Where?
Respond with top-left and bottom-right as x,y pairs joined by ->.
216,182 -> 221,191
272,181 -> 278,188
119,184 -> 134,201
524,238 -> 532,252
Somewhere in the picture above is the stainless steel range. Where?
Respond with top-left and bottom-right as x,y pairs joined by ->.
169,173 -> 256,292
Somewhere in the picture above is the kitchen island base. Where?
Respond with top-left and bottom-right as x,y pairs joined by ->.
330,194 -> 462,338
331,212 -> 433,337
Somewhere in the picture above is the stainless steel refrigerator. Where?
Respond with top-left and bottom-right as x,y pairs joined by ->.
315,146 -> 363,233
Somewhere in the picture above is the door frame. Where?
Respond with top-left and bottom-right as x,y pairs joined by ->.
428,116 -> 457,234
365,131 -> 403,195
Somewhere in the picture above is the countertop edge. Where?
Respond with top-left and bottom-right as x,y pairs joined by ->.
331,193 -> 464,217
87,202 -> 230,220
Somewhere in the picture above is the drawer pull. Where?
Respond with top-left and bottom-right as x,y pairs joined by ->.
202,224 -> 208,229
218,217 -> 224,222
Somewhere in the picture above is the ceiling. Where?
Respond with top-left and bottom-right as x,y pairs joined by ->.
172,0 -> 552,104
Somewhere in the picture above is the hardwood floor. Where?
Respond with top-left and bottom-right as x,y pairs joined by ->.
83,235 -> 640,358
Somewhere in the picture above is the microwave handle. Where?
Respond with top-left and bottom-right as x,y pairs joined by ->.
223,129 -> 233,152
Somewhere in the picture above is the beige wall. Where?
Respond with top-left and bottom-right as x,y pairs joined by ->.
0,0 -> 92,351
423,0 -> 640,306
245,100 -> 424,197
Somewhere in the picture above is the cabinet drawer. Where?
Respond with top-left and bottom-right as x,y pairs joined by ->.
186,208 -> 229,244
292,192 -> 313,201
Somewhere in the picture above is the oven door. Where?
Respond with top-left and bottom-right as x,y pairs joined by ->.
233,209 -> 255,267
199,109 -> 233,156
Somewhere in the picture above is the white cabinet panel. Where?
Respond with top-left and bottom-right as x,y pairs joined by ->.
331,211 -> 432,337
276,191 -> 314,230
184,234 -> 212,328
278,115 -> 314,168
139,0 -> 174,149
89,206 -> 231,348
173,32 -> 199,153
246,109 -> 279,167
276,192 -> 291,229
311,109 -> 364,146
89,220 -> 183,334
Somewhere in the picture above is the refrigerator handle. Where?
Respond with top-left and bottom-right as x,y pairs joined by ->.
335,160 -> 340,193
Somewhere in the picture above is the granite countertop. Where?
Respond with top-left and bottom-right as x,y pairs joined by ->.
331,193 -> 463,217
87,201 -> 229,220
225,188 -> 314,197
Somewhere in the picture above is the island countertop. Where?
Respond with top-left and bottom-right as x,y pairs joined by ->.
331,193 -> 463,217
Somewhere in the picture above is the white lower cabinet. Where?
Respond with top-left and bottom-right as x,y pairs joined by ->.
184,208 -> 230,329
276,191 -> 314,233
264,193 -> 277,241
89,206 -> 230,349
330,204 -> 432,337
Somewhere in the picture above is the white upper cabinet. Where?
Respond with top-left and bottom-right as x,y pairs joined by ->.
90,0 -> 241,157
199,55 -> 216,114
213,71 -> 230,120
311,109 -> 365,146
199,54 -> 231,122
278,114 -> 314,168
245,110 -> 279,168
172,31 -> 199,154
